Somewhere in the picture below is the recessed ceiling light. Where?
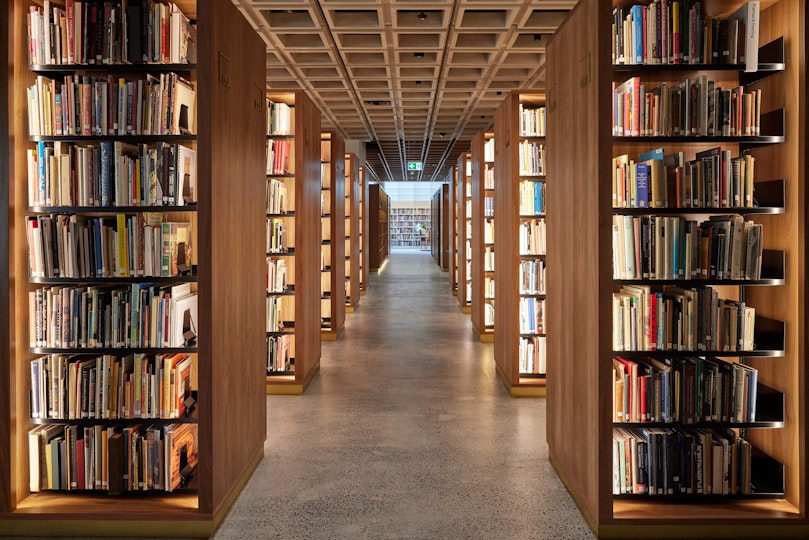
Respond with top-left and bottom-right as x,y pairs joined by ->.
417,11 -> 427,21
414,52 -> 424,60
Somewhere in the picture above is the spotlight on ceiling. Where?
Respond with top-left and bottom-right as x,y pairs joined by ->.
414,52 -> 424,60
417,11 -> 427,21
534,34 -> 543,42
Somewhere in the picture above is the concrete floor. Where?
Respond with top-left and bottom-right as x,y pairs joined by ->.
214,251 -> 593,539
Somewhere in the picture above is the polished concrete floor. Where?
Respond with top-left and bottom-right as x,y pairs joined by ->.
215,251 -> 593,539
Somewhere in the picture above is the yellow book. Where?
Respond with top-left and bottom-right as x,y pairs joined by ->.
116,213 -> 129,277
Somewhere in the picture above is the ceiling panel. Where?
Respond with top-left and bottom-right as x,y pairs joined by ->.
233,0 -> 572,181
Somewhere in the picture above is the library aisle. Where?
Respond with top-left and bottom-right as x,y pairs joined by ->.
215,251 -> 592,539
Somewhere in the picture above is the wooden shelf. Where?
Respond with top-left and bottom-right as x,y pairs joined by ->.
470,131 -> 495,340
546,0 -> 807,535
264,91 -> 323,390
457,152 -> 473,312
369,184 -> 389,270
3,0 -> 268,532
319,132 -> 346,341
344,153 -> 360,311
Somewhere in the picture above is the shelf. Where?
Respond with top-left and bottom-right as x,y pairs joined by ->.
519,373 -> 547,379
30,205 -> 197,213
519,214 -> 546,219
266,173 -> 295,178
30,134 -> 197,143
267,288 -> 294,296
31,346 -> 198,355
266,211 -> 295,218
267,134 -> 294,139
267,248 -> 295,256
29,63 -> 196,75
519,293 -> 546,298
30,273 -> 198,285
520,135 -> 546,141
520,333 -> 547,338
519,175 -> 546,181
30,415 -> 198,426
519,254 -> 546,259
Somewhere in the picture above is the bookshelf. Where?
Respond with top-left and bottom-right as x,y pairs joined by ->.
2,1 -> 267,535
450,165 -> 459,295
359,165 -> 368,295
546,0 -> 808,537
344,153 -> 360,313
429,185 -> 450,271
369,184 -> 389,271
389,206 -> 430,248
471,131 -> 495,342
493,90 -> 547,397
265,91 -> 322,395
320,132 -> 346,341
457,152 -> 473,314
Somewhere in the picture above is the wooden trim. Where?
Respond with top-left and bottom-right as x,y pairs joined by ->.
1,0 -> 11,516
494,364 -> 547,398
266,362 -> 320,395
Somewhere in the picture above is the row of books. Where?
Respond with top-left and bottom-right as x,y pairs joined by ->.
484,277 -> 495,299
484,164 -> 494,190
484,219 -> 494,244
613,427 -> 754,496
519,141 -> 546,177
30,282 -> 198,349
484,196 -> 494,218
267,335 -> 292,373
613,355 -> 758,425
484,138 -> 495,163
267,258 -> 288,294
519,259 -> 546,295
614,76 -> 763,138
519,179 -> 545,215
484,247 -> 495,273
612,2 -> 760,70
267,178 -> 290,214
29,73 -> 195,139
613,149 -> 755,209
518,104 -> 546,137
28,421 -> 197,494
484,303 -> 495,327
266,219 -> 287,254
519,297 -> 545,335
519,336 -> 547,375
266,296 -> 285,333
30,352 -> 193,421
28,141 -> 195,208
613,285 -> 755,352
27,214 -> 192,279
27,1 -> 196,66
267,100 -> 293,136
519,219 -> 546,256
266,139 -> 292,176
612,214 -> 764,281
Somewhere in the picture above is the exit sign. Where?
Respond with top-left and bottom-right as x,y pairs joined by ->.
407,161 -> 423,171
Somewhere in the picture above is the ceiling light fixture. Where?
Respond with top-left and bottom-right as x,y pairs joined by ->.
417,11 -> 427,21
414,52 -> 424,60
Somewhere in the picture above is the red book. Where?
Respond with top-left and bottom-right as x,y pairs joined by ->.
639,375 -> 648,422
649,292 -> 658,350
81,78 -> 91,135
65,1 -> 75,64
76,431 -> 85,489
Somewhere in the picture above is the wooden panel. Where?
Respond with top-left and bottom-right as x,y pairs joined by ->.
359,166 -> 369,290
345,154 -> 360,309
493,92 -> 519,384
457,153 -> 472,310
197,0 -> 267,515
741,0 -> 806,511
0,0 -> 11,515
470,131 -> 486,335
293,93 -> 322,384
329,133 -> 346,336
449,169 -> 457,291
441,184 -> 451,271
369,184 -> 387,270
431,190 -> 440,263
546,0 -> 612,524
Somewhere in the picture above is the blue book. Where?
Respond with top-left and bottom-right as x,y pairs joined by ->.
635,163 -> 649,208
37,141 -> 47,205
631,5 -> 644,64
100,141 -> 113,207
672,218 -> 680,279
639,147 -> 665,162
535,182 -> 542,214
92,219 -> 104,277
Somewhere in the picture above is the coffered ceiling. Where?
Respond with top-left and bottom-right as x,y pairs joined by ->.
232,0 -> 577,182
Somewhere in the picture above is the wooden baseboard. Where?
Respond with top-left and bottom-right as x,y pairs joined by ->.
321,327 -> 344,341
360,290 -> 367,296
266,362 -> 320,395
452,290 -> 458,296
494,364 -> 546,398
345,306 -> 356,313
473,328 -> 494,343
459,305 -> 471,314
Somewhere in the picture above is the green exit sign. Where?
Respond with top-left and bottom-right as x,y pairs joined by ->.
407,161 -> 423,171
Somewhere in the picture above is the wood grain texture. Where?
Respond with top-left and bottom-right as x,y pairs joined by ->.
457,153 -> 472,310
359,166 -> 369,291
290,93 -> 322,386
345,153 -> 360,310
369,184 -> 388,270
0,0 -> 10,515
325,133 -> 346,338
196,0 -> 267,515
470,131 -> 491,337
441,184 -> 451,271
546,0 -> 612,524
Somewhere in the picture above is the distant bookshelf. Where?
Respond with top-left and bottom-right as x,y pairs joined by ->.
320,132 -> 346,341
390,206 -> 430,248
471,131 -> 495,342
369,184 -> 389,271
344,153 -> 360,312
457,153 -> 473,313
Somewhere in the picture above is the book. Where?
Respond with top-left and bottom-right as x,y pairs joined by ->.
730,2 -> 760,72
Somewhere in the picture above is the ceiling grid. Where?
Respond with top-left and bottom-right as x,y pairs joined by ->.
233,0 -> 577,181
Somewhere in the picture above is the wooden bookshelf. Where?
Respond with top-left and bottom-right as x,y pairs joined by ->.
369,184 -> 389,271
390,206 -> 430,248
457,152 -> 473,314
493,91 -> 547,397
546,0 -> 808,537
2,1 -> 268,534
265,91 -> 322,395
320,132 -> 346,341
450,165 -> 459,296
471,131 -> 495,342
359,165 -> 369,295
344,153 -> 360,313
429,185 -> 450,271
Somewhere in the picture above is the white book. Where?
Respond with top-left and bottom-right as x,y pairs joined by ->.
731,2 -> 760,73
